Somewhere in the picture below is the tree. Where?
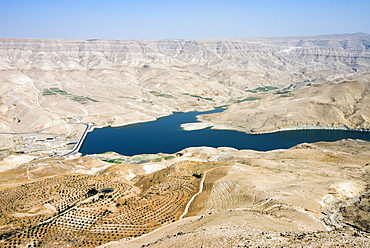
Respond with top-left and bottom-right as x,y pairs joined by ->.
87,188 -> 98,196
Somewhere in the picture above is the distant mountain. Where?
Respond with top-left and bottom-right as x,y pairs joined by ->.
0,34 -> 369,147
1,33 -> 369,89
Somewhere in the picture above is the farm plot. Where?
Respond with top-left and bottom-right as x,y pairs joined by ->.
0,160 -> 229,247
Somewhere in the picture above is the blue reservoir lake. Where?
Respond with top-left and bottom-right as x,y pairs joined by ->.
79,108 -> 370,156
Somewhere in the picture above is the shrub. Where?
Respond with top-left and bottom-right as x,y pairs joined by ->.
192,173 -> 202,178
87,188 -> 98,196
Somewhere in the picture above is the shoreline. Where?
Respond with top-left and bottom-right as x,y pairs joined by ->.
247,125 -> 370,134
74,111 -> 369,156
253,125 -> 370,134
87,106 -> 225,131
70,109 -> 214,156
184,122 -> 370,134
196,118 -> 370,134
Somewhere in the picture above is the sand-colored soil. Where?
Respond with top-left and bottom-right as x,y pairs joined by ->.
0,34 -> 370,247
0,139 -> 368,247
101,140 -> 370,247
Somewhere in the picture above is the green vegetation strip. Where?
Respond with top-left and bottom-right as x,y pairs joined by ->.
43,87 -> 98,102
183,93 -> 214,101
149,91 -> 175,99
49,87 -> 70,95
101,158 -> 126,164
235,97 -> 261,103
164,155 -> 175,160
71,96 -> 98,102
42,89 -> 57,95
152,155 -> 175,162
274,90 -> 291,95
132,155 -> 160,161
101,155 -> 175,164
246,86 -> 278,93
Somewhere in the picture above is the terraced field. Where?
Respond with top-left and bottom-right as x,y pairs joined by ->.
0,161 -> 230,247
0,140 -> 369,248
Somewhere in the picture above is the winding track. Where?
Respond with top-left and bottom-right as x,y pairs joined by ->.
179,165 -> 230,219
179,169 -> 209,219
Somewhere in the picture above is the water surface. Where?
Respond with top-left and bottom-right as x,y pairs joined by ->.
80,108 -> 370,156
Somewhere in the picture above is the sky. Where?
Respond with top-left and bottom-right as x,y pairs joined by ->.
0,0 -> 369,40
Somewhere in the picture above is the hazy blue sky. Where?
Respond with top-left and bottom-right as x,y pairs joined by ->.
1,0 -> 369,40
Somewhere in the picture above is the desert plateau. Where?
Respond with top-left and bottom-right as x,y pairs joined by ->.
0,33 -> 370,247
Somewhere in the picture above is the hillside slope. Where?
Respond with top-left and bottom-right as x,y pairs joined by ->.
0,33 -> 370,149
200,73 -> 370,133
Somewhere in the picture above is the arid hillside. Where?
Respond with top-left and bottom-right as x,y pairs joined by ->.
0,140 -> 369,247
200,73 -> 370,133
102,140 -> 370,248
0,33 -> 370,149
